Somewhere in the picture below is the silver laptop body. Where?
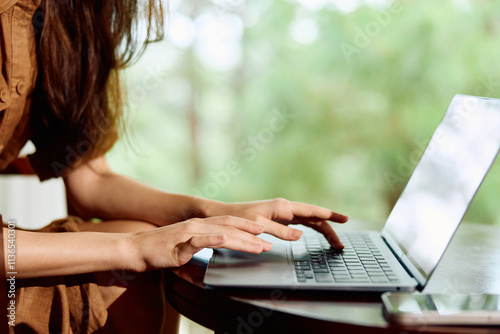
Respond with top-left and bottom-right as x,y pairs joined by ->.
204,95 -> 500,292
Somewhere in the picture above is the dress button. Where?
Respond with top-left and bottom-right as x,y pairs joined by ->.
0,89 -> 8,102
16,81 -> 26,95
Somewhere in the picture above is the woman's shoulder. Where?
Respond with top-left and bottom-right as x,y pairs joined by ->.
0,0 -> 43,175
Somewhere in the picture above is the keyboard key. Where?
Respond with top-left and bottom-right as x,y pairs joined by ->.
295,265 -> 311,270
342,251 -> 357,256
344,259 -> 361,264
335,278 -> 370,283
346,264 -> 363,269
331,266 -> 348,271
310,256 -> 325,260
310,254 -> 324,258
348,269 -> 367,274
370,277 -> 389,283
332,274 -> 350,280
331,263 -> 348,268
327,259 -> 344,264
356,250 -> 371,254
310,261 -> 326,265
351,273 -> 369,278
364,265 -> 382,272
364,265 -> 381,269
315,273 -> 334,282
312,264 -> 328,269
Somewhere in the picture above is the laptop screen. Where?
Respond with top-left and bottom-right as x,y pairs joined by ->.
383,95 -> 500,280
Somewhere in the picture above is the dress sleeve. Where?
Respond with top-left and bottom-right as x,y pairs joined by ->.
0,0 -> 17,14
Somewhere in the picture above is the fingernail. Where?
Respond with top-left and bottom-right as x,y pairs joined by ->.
253,243 -> 263,253
290,229 -> 302,239
264,241 -> 273,251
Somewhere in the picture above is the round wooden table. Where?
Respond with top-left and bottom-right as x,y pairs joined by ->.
165,220 -> 500,334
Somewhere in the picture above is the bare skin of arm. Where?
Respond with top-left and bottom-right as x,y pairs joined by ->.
3,156 -> 348,279
3,216 -> 272,278
64,156 -> 349,245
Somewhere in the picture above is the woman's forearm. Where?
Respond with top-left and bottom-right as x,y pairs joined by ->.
3,217 -> 274,278
61,157 -> 349,249
3,227 -> 134,279
64,156 -> 218,226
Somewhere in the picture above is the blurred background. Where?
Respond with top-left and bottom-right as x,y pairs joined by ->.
108,0 -> 500,228
0,1 -> 497,333
111,0 -> 500,333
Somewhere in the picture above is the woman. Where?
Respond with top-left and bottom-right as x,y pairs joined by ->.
0,0 -> 348,332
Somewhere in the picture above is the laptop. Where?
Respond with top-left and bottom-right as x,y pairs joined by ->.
204,95 -> 500,292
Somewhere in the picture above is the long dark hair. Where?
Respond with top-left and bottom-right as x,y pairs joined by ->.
34,0 -> 163,177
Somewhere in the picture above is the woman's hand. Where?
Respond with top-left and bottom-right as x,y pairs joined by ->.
201,198 -> 349,249
129,216 -> 272,271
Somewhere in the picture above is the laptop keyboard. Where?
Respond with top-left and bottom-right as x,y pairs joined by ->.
292,232 -> 401,284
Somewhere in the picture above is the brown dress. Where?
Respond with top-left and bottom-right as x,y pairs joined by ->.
1,0 -> 112,332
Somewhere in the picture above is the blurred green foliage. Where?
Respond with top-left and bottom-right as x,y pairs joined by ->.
108,0 -> 500,225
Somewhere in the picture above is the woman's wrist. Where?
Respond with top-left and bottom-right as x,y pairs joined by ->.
120,233 -> 147,273
192,196 -> 225,219
152,193 -> 229,225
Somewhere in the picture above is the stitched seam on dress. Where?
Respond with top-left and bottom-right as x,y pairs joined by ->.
0,0 -> 18,15
0,8 -> 13,142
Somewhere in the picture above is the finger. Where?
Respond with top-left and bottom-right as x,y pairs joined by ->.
212,237 -> 269,254
283,201 -> 349,223
179,234 -> 228,257
286,216 -> 327,225
328,211 -> 349,224
187,233 -> 269,254
176,234 -> 228,266
219,226 -> 273,251
188,234 -> 228,249
263,215 -> 344,249
189,222 -> 272,251
258,217 -> 304,241
199,216 -> 266,235
301,221 -> 344,250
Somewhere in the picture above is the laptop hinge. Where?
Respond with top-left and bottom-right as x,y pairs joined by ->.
381,231 -> 427,289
